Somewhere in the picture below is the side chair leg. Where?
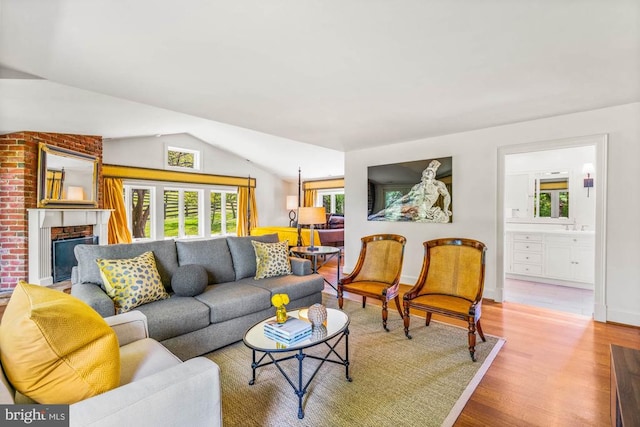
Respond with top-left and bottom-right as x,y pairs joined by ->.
468,318 -> 477,362
476,319 -> 486,342
382,300 -> 389,332
394,295 -> 404,318
337,288 -> 344,309
425,312 -> 432,327
362,296 -> 366,308
403,304 -> 412,339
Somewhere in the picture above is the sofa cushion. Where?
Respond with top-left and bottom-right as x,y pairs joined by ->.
0,281 -> 120,404
176,238 -> 236,285
171,264 -> 208,297
237,274 -> 325,302
195,283 -> 272,323
75,239 -> 179,291
227,233 -> 279,280
252,240 -> 292,279
135,296 -> 211,342
96,251 -> 170,314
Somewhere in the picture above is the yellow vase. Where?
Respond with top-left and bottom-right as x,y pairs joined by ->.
276,305 -> 287,324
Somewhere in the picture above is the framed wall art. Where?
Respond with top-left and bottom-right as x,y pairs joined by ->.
367,156 -> 452,223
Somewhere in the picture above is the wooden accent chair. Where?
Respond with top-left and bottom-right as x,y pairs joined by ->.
338,234 -> 406,331
403,238 -> 487,361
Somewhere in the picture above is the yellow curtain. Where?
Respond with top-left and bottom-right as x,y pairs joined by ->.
237,187 -> 259,236
104,178 -> 132,244
46,170 -> 64,199
304,189 -> 317,207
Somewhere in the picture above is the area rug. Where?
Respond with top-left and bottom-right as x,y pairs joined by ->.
205,295 -> 505,427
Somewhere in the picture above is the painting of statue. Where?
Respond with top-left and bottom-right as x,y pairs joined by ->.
367,157 -> 453,223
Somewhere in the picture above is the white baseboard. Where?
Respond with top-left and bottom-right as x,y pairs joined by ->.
607,307 -> 640,327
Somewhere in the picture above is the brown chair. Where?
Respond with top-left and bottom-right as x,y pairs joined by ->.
338,234 -> 406,331
403,238 -> 487,361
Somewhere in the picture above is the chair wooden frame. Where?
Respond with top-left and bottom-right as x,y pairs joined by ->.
403,238 -> 487,361
338,234 -> 406,331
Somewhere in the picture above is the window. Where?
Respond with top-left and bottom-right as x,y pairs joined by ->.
318,189 -> 344,214
124,185 -> 155,240
211,190 -> 237,236
164,188 -> 202,238
166,146 -> 200,171
534,177 -> 569,218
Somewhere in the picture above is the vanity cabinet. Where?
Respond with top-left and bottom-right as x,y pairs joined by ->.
506,231 -> 595,289
544,234 -> 595,284
510,233 -> 544,276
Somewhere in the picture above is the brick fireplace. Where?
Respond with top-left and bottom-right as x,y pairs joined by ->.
0,132 -> 104,289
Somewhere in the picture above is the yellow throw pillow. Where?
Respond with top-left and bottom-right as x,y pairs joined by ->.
96,251 -> 169,314
252,240 -> 292,279
0,281 -> 120,404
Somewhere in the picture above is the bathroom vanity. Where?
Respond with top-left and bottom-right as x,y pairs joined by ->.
506,230 -> 595,289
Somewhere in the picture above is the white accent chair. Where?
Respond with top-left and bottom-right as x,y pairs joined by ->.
0,311 -> 222,427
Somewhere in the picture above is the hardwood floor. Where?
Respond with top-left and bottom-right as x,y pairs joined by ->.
317,257 -> 640,426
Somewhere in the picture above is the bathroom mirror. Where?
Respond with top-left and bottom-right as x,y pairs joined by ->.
505,171 -> 572,223
37,143 -> 98,208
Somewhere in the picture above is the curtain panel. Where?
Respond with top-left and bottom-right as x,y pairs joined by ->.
104,178 -> 133,244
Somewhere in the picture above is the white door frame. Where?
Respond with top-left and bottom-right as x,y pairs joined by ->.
496,134 -> 608,322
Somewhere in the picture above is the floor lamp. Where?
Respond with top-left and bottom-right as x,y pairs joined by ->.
297,207 -> 326,251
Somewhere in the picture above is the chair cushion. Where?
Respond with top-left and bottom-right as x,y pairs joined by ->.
227,234 -> 279,280
408,294 -> 474,315
0,281 -> 120,404
171,264 -> 208,297
97,251 -> 170,314
251,240 -> 292,279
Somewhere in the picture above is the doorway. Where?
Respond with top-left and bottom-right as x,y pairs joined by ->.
496,134 -> 608,321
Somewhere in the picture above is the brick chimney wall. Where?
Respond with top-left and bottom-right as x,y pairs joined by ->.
0,132 -> 103,289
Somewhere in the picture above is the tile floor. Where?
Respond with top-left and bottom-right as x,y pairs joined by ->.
504,278 -> 595,316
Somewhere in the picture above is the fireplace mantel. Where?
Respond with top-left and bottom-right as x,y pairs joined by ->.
28,209 -> 111,285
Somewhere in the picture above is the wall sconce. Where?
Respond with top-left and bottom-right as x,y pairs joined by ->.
582,163 -> 594,197
297,207 -> 326,251
286,195 -> 298,227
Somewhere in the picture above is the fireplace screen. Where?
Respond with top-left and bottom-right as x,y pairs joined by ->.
52,236 -> 98,283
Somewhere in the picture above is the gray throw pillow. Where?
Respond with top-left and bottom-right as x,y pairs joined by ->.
227,233 -> 279,280
171,264 -> 208,297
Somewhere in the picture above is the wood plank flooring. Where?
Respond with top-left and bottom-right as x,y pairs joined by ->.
317,257 -> 640,426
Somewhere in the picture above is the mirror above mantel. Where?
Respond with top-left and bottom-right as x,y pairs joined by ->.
37,143 -> 98,208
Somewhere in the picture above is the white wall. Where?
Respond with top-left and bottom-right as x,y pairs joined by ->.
345,102 -> 640,326
102,133 -> 292,227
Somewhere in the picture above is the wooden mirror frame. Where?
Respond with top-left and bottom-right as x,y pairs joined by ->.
37,143 -> 98,208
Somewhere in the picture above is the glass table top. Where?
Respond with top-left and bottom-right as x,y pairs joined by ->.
243,308 -> 349,352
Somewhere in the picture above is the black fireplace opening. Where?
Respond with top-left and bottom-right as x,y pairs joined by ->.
52,236 -> 98,283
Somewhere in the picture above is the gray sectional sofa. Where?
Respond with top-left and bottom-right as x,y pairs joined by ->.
71,234 -> 324,360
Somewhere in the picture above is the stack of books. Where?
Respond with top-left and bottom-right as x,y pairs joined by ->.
264,317 -> 312,345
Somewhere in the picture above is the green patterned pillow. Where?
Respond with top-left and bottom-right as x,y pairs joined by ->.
251,240 -> 292,280
96,251 -> 169,314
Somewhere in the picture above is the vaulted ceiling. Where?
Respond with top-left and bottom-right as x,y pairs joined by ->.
1,1 -> 638,181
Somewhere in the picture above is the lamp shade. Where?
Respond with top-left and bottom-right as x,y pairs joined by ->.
286,195 -> 298,210
582,163 -> 595,175
66,186 -> 84,200
298,207 -> 326,225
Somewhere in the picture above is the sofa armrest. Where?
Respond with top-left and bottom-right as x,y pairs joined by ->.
71,283 -> 115,317
70,357 -> 222,427
290,257 -> 312,276
105,311 -> 149,346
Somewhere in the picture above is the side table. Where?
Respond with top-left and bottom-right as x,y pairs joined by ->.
290,246 -> 341,293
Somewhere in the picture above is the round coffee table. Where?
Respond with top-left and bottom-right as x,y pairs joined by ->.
243,307 -> 352,419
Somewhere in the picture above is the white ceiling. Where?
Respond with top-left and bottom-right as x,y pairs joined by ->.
1,1 -> 638,181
